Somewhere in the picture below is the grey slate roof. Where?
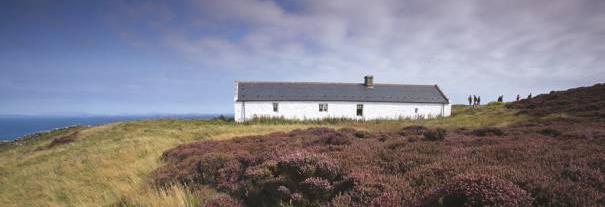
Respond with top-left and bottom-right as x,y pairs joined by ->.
236,82 -> 449,104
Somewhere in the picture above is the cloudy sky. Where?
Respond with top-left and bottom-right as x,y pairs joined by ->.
1,0 -> 604,115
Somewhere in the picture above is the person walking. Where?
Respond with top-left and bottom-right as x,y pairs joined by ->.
473,95 -> 478,106
468,95 -> 472,106
516,94 -> 520,101
477,96 -> 481,105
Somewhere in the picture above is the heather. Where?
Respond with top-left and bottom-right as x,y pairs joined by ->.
154,124 -> 605,206
154,83 -> 605,206
508,83 -> 605,119
419,174 -> 533,207
1,84 -> 604,207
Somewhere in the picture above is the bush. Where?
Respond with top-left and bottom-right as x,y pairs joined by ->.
212,115 -> 235,122
305,128 -> 353,146
538,128 -> 562,137
202,195 -> 242,207
325,134 -> 352,145
300,177 -> 334,200
354,130 -> 372,138
330,194 -> 353,207
423,128 -> 447,141
277,151 -> 344,182
370,192 -> 402,207
470,127 -> 506,137
400,125 -> 428,136
38,132 -> 78,150
419,174 -> 533,207
348,182 -> 393,205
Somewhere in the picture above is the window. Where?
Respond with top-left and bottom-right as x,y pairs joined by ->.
356,104 -> 363,116
319,103 -> 328,112
415,108 -> 418,113
273,103 -> 279,112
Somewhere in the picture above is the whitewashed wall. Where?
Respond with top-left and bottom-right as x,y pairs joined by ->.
234,101 -> 451,122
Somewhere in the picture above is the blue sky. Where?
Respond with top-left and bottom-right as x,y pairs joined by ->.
1,0 -> 604,115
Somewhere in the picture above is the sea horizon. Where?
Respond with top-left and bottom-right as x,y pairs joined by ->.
0,113 -> 233,141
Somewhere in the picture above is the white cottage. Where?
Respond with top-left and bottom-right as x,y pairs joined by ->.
234,76 -> 451,122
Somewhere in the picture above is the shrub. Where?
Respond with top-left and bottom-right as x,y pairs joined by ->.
419,174 -> 533,207
48,134 -> 77,147
195,153 -> 236,185
370,191 -> 402,207
470,127 -> 506,137
337,128 -> 358,134
400,125 -> 428,136
290,193 -> 303,204
330,194 -> 353,207
212,115 -> 235,122
300,177 -> 334,200
354,130 -> 372,138
276,185 -> 291,198
538,128 -> 562,137
277,151 -> 344,182
423,128 -> 447,141
202,195 -> 242,207
323,134 -> 352,145
306,128 -> 353,146
348,182 -> 393,205
560,165 -> 605,189
38,132 -> 78,150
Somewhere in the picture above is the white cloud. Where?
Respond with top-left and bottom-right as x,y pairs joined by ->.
120,0 -> 605,103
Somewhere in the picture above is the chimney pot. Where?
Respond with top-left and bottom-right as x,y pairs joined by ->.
364,75 -> 374,88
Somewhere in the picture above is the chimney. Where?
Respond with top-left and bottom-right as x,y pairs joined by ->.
364,75 -> 374,88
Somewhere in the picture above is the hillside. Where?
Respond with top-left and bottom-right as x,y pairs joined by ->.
509,83 -> 605,119
152,84 -> 605,207
0,84 -> 603,206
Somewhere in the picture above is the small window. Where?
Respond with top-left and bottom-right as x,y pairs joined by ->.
273,103 -> 279,112
356,104 -> 363,116
319,103 -> 328,112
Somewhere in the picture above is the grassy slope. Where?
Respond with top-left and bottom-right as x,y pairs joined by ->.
0,104 -> 522,207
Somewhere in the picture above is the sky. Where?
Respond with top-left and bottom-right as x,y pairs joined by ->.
1,0 -> 604,115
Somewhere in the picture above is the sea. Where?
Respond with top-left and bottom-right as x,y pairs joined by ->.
0,114 -> 228,141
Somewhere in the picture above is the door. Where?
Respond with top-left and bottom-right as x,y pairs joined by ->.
356,104 -> 363,117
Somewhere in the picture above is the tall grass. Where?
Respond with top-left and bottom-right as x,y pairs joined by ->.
243,104 -> 525,130
0,104 -> 523,206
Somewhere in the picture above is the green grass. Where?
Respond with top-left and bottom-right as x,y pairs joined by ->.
241,104 -> 524,130
0,104 -> 524,207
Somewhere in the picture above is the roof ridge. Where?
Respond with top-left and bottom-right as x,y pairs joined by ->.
237,81 -> 435,87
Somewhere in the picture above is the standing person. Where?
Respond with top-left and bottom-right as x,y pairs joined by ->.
473,95 -> 478,106
468,95 -> 472,106
478,96 -> 481,105
516,94 -> 520,101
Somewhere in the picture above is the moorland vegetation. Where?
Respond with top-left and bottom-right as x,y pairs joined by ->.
1,84 -> 603,206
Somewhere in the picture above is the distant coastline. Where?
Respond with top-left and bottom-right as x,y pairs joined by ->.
0,114 -> 233,141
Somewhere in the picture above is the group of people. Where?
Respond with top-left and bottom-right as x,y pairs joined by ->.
515,93 -> 532,101
468,95 -> 481,106
468,93 -> 534,106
